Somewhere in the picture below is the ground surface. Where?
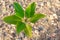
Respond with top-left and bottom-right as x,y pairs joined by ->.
0,0 -> 60,40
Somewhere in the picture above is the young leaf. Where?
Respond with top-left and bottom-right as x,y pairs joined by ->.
24,24 -> 32,37
3,15 -> 21,24
30,13 -> 45,23
13,2 -> 24,18
25,2 -> 36,18
16,22 -> 26,34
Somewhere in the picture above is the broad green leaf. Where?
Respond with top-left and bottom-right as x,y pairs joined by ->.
25,2 -> 36,18
16,22 -> 26,34
30,13 -> 45,23
3,15 -> 21,24
13,2 -> 24,18
24,24 -> 32,37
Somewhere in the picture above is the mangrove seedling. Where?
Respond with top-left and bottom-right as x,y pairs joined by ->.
3,2 -> 45,37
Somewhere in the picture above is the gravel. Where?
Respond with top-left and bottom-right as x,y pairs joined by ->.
0,0 -> 60,40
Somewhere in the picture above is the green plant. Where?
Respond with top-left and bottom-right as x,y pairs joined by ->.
3,2 -> 45,37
